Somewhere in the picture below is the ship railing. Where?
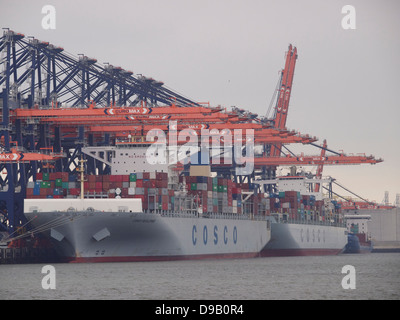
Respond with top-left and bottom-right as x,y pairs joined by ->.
285,217 -> 345,228
271,212 -> 345,227
145,209 -> 267,221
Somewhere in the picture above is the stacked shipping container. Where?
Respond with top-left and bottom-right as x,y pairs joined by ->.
272,190 -> 335,222
25,172 -> 337,218
25,172 -> 271,216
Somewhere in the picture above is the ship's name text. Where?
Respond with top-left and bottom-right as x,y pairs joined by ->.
192,225 -> 237,246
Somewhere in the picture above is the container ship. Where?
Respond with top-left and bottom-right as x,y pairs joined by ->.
23,141 -> 271,262
259,175 -> 348,256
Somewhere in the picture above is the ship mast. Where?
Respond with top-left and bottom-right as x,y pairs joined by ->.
77,157 -> 87,199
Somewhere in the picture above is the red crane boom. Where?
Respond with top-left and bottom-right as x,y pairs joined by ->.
270,44 -> 298,157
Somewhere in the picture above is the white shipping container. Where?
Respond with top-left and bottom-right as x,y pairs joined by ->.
128,188 -> 136,195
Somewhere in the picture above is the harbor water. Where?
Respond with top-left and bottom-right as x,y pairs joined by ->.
0,253 -> 399,300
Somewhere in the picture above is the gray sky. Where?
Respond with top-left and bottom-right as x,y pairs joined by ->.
1,0 -> 399,203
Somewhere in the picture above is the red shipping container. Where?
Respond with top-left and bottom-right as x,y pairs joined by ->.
136,180 -> 143,187
143,172 -> 150,179
69,188 -> 80,196
27,188 -> 33,196
102,181 -> 110,190
61,172 -> 69,182
156,172 -> 167,180
88,175 -> 96,183
37,172 -> 43,180
103,175 -> 110,182
162,195 -> 169,203
162,203 -> 168,210
143,180 -> 150,188
156,180 -> 168,188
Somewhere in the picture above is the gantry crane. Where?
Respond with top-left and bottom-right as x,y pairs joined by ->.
0,30 -> 383,233
270,44 -> 298,157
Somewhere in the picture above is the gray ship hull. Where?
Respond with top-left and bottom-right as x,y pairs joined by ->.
25,200 -> 271,262
261,221 -> 347,256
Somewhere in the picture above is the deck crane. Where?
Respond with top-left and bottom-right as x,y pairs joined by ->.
270,44 -> 298,157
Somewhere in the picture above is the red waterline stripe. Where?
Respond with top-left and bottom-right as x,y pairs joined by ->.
65,252 -> 260,263
260,248 -> 343,257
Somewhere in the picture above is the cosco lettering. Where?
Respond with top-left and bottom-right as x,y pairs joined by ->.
192,225 -> 238,246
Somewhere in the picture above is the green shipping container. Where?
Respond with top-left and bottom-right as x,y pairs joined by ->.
129,173 -> 137,182
212,185 -> 218,192
191,183 -> 197,191
55,178 -> 62,187
218,185 -> 224,192
279,192 -> 285,198
43,173 -> 49,181
40,181 -> 50,188
62,182 -> 69,189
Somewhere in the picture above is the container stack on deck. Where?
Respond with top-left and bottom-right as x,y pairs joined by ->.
25,171 -> 275,216
269,190 -> 342,222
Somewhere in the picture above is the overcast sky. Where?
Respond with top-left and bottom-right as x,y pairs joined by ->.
1,0 -> 399,203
